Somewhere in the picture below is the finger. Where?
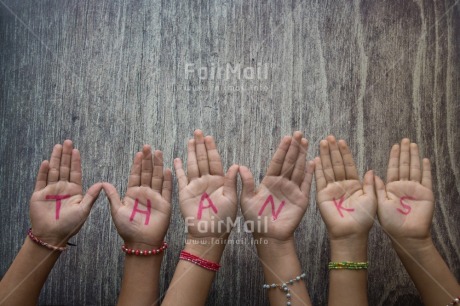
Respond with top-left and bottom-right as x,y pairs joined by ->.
239,166 -> 255,200
34,160 -> 50,191
59,140 -> 73,181
314,157 -> 327,191
187,139 -> 199,180
81,182 -> 103,214
47,144 -> 63,183
102,182 -> 122,213
327,135 -> 346,181
194,129 -> 209,176
151,150 -> 164,192
399,138 -> 410,180
175,158 -> 188,191
386,144 -> 400,183
223,164 -> 239,198
266,136 -> 291,176
128,152 -> 143,187
300,160 -> 315,197
374,175 -> 388,204
319,139 -> 335,183
162,169 -> 173,203
70,149 -> 82,185
141,145 -> 153,187
291,138 -> 308,186
281,131 -> 303,178
421,158 -> 432,190
409,143 -> 421,182
338,139 -> 359,180
362,170 -> 375,196
205,136 -> 224,176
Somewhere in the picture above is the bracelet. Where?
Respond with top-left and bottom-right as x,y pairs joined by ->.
447,297 -> 460,306
27,228 -> 67,252
179,250 -> 221,272
262,272 -> 306,306
121,241 -> 168,256
328,261 -> 368,270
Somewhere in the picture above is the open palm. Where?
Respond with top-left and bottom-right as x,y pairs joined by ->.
315,136 -> 376,240
104,146 -> 172,247
375,139 -> 434,240
29,140 -> 102,246
240,132 -> 315,241
175,130 -> 238,240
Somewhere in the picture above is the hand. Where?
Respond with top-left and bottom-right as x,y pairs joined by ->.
174,130 -> 238,241
375,139 -> 434,244
240,131 -> 315,242
314,136 -> 376,241
29,140 -> 102,246
103,146 -> 172,248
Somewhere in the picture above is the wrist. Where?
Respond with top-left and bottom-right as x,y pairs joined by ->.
391,237 -> 434,255
329,235 -> 368,261
183,235 -> 226,263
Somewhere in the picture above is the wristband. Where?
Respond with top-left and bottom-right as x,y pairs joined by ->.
262,272 -> 306,306
122,241 -> 168,256
328,261 -> 368,270
179,250 -> 221,272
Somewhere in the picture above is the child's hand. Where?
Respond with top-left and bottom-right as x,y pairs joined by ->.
314,136 -> 376,241
29,140 -> 102,246
103,146 -> 172,248
240,131 -> 315,242
375,139 -> 434,243
174,130 -> 239,241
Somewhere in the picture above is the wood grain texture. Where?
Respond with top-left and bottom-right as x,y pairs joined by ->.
0,0 -> 459,305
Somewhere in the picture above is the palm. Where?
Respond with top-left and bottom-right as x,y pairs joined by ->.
240,132 -> 314,241
104,146 -> 172,247
378,181 -> 434,239
376,139 -> 435,241
242,177 -> 309,241
179,176 -> 237,238
317,180 -> 375,239
175,131 -> 239,240
29,140 -> 102,245
314,137 -> 377,240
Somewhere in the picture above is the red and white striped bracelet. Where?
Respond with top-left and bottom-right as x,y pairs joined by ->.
27,228 -> 67,252
179,250 -> 221,272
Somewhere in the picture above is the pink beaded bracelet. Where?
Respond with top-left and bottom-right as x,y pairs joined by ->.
27,228 -> 67,252
121,241 -> 168,256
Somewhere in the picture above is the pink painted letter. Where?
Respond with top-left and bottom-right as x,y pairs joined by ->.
129,198 -> 152,225
197,192 -> 218,220
258,195 -> 286,221
397,196 -> 414,215
46,194 -> 71,220
333,196 -> 354,218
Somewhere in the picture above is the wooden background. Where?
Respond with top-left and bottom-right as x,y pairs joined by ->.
0,0 -> 459,305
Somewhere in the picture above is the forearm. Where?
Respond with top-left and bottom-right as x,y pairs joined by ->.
117,243 -> 164,306
0,237 -> 61,305
256,238 -> 311,306
328,237 -> 369,306
161,238 -> 225,306
393,238 -> 460,306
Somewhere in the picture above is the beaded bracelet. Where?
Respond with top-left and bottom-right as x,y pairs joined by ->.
328,261 -> 368,270
121,241 -> 168,256
179,250 -> 221,272
27,228 -> 67,252
262,272 -> 306,306
447,296 -> 460,306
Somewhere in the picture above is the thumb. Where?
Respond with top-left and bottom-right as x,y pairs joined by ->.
362,170 -> 375,196
101,182 -> 123,214
239,166 -> 255,201
374,175 -> 387,204
81,182 -> 103,213
223,164 -> 239,198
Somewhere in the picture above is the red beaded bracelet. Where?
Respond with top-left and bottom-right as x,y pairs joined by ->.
27,228 -> 67,252
121,241 -> 168,256
447,297 -> 460,306
179,250 -> 221,272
